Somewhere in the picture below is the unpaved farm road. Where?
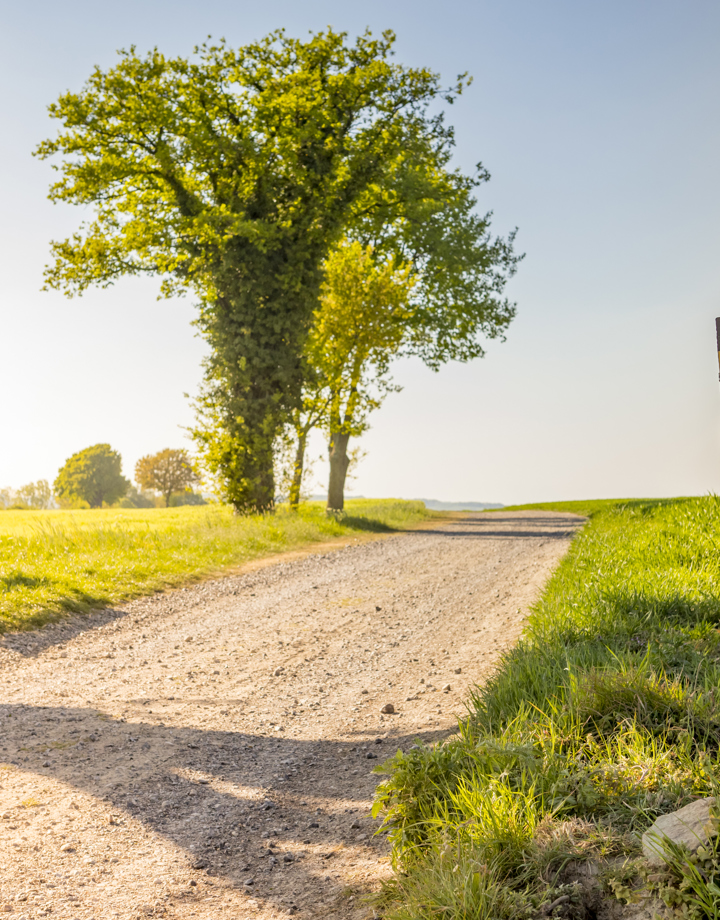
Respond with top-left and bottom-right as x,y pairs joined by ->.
0,511 -> 581,920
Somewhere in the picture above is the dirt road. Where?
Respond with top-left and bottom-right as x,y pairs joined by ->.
0,510 -> 581,920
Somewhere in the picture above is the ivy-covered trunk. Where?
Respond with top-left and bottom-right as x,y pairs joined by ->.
192,370 -> 281,514
194,244 -> 322,514
327,431 -> 351,513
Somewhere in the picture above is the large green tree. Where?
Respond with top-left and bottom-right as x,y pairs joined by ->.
54,444 -> 130,508
37,28 -> 518,513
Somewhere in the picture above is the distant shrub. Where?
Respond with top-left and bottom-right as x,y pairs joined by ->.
169,490 -> 206,507
56,494 -> 90,510
116,486 -> 157,509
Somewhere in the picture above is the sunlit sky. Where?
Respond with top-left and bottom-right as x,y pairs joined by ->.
2,0 -> 719,504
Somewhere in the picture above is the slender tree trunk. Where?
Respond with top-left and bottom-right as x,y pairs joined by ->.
288,429 -> 307,511
326,431 -> 351,513
165,490 -> 172,507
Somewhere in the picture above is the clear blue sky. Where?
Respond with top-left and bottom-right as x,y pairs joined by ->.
1,0 -> 719,503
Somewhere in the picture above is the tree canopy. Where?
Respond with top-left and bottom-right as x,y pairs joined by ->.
38,28 -> 520,512
295,240 -> 416,511
54,444 -> 129,508
135,449 -> 200,507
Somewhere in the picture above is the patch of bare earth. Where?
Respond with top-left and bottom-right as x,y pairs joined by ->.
0,510 -> 581,919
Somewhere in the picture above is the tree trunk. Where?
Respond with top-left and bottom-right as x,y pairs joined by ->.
326,431 -> 351,514
194,247 -> 324,516
234,424 -> 277,514
288,429 -> 307,511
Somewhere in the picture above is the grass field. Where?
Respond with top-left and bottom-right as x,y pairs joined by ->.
0,499 -> 435,633
374,496 -> 720,920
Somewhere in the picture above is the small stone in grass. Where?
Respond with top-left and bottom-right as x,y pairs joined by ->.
244,878 -> 255,887
442,684 -> 451,692
454,667 -> 462,674
642,797 -> 716,865
184,636 -> 193,643
380,703 -> 395,714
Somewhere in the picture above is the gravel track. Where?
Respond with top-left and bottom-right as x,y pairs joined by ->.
0,510 -> 582,919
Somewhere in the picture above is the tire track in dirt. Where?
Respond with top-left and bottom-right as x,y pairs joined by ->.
0,510 -> 582,919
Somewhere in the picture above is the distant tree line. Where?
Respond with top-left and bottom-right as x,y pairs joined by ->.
1,446 -> 205,510
0,481 -> 54,510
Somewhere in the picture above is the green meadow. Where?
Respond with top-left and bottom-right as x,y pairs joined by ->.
0,500 -> 434,633
375,496 -> 720,920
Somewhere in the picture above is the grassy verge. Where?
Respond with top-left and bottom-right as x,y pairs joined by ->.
0,499 -> 436,632
373,497 -> 720,919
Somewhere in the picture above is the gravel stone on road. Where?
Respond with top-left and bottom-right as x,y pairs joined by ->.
0,510 -> 581,919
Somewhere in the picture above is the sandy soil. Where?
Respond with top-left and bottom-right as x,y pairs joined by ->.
0,510 -> 582,920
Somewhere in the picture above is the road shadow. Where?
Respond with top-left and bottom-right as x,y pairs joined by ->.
0,702 -> 449,916
0,606 -> 138,658
339,515 -> 396,533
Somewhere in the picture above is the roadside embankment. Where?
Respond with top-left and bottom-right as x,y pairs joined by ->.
374,497 -> 720,920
